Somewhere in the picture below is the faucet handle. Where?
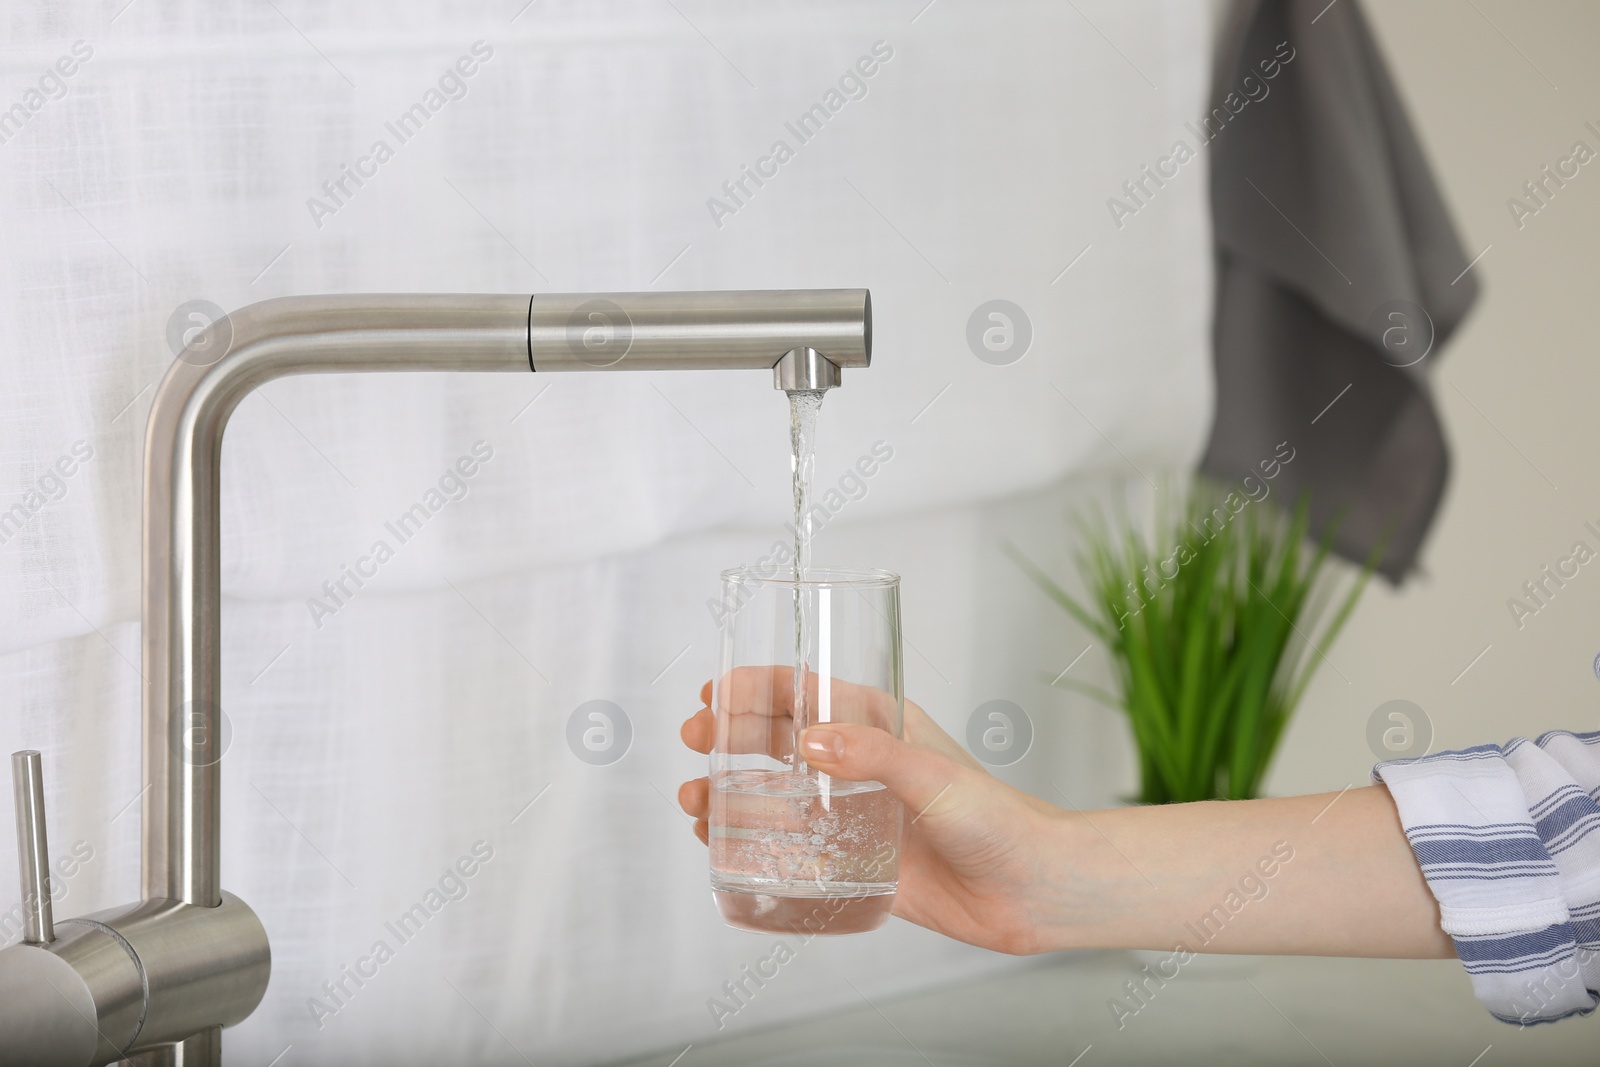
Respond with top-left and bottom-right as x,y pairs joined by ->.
11,750 -> 54,944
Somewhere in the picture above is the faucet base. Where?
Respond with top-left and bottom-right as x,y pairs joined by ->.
0,893 -> 268,1067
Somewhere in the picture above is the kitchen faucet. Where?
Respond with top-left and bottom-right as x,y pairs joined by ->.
0,289 -> 871,1065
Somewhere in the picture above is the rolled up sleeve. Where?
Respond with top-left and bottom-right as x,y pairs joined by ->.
1373,731 -> 1600,1025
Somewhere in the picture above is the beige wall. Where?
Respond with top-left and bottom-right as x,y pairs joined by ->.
1272,0 -> 1600,794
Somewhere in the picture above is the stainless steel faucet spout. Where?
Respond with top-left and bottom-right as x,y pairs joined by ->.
141,294 -> 534,909
143,289 -> 869,908
527,289 -> 870,373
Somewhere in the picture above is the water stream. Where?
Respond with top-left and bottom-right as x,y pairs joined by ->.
786,389 -> 825,774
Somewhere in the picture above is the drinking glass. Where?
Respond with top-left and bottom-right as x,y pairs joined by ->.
709,567 -> 905,935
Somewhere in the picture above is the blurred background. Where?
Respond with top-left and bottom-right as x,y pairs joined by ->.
0,1 -> 1595,1064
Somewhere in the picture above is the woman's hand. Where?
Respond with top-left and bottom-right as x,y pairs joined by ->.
678,673 -> 1454,960
677,672 -> 1079,955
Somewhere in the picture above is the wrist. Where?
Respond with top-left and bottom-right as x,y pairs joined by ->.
1028,803 -> 1160,953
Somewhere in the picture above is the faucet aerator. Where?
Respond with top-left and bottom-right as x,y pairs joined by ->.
773,346 -> 843,392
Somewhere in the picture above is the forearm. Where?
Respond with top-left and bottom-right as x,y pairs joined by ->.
1037,785 -> 1455,958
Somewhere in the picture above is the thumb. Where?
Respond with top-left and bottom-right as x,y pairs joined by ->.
801,724 -> 967,819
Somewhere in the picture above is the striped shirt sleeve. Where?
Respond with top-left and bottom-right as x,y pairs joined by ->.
1373,730 -> 1600,1025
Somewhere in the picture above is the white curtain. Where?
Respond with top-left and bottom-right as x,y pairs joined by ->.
0,1 -> 1211,1062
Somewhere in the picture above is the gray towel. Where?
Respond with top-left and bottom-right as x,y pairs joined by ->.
1200,0 -> 1480,582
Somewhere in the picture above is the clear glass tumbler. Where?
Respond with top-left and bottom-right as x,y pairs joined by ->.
709,567 -> 905,935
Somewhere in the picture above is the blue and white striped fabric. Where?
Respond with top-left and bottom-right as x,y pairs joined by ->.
1374,730 -> 1600,1025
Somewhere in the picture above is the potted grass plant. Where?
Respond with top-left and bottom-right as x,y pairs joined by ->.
1007,483 -> 1375,804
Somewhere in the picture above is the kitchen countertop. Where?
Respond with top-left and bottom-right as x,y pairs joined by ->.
615,950 -> 1596,1066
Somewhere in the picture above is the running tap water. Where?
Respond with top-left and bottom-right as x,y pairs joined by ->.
786,387 -> 825,773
